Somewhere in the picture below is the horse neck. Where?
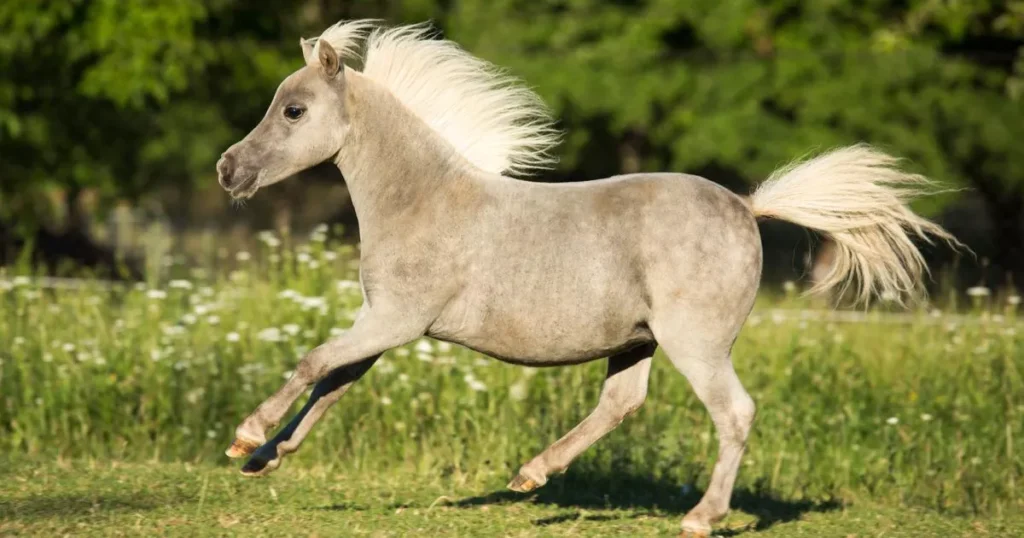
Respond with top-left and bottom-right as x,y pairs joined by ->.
334,72 -> 476,240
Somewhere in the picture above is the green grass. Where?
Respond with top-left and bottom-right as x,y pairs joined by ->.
1,229 -> 1023,535
2,461 -> 1022,537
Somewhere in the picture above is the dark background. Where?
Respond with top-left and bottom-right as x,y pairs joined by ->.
1,0 -> 1021,293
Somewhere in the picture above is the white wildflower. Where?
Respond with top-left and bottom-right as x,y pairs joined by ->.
182,314 -> 197,325
206,429 -> 217,439
169,279 -> 193,290
324,251 -> 338,261
225,331 -> 240,342
782,281 -> 796,293
282,370 -> 293,380
257,327 -> 283,342
297,252 -> 312,264
967,286 -> 990,298
13,336 -> 25,346
193,304 -> 209,316
12,276 -> 31,287
380,396 -> 393,406
282,324 -> 301,336
185,387 -> 206,404
329,327 -> 345,337
146,289 -> 167,300
236,251 -> 252,262
301,296 -> 327,311
509,382 -> 528,401
464,374 -> 487,392
437,341 -> 453,353
61,343 -> 75,353
258,230 -> 281,248
163,325 -> 186,336
1008,295 -> 1021,306
886,417 -> 899,426
920,413 -> 933,422
414,340 -> 433,354
336,280 -> 361,292
307,260 -> 320,270
278,289 -> 301,301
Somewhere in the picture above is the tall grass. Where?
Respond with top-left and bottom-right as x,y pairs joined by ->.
1,229 -> 1021,516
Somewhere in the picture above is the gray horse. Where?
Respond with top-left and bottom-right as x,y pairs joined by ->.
216,20 -> 956,536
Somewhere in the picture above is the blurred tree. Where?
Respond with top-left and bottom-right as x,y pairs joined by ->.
2,0 -> 1023,284
444,0 -> 1024,282
0,0 -> 443,272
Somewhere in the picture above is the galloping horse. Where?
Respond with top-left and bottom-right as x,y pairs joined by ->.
216,20 -> 956,536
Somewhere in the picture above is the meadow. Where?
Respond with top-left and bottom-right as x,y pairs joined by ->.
1,228 -> 1022,536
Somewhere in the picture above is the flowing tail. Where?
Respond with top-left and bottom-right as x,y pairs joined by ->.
749,144 -> 961,305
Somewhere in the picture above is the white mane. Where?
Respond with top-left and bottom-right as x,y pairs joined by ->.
306,20 -> 560,177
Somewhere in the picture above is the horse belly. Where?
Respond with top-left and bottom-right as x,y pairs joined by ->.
430,286 -> 653,366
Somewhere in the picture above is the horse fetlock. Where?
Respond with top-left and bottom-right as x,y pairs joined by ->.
277,439 -> 300,456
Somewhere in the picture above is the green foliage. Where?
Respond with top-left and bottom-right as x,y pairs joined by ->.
0,0 -> 303,225
447,1 -> 1024,214
0,1 -> 1022,251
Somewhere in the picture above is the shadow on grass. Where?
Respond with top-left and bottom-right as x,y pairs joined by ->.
453,472 -> 842,534
0,492 -> 187,521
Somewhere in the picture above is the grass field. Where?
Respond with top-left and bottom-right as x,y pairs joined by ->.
1,230 -> 1022,536
3,462 -> 1023,537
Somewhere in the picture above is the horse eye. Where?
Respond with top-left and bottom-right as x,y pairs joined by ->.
284,105 -> 305,120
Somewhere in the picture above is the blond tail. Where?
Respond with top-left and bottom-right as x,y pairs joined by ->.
749,144 -> 961,306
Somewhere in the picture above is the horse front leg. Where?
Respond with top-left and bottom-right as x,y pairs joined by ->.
225,308 -> 421,461
237,356 -> 379,476
508,344 -> 655,492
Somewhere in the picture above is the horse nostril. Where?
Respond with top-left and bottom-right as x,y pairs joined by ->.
217,154 -> 236,188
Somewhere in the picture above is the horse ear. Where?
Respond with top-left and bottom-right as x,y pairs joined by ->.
300,38 -> 315,65
318,40 -> 341,79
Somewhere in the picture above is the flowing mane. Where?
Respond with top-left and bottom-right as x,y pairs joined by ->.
305,20 -> 560,177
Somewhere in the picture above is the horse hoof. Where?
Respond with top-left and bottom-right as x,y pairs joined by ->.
678,523 -> 711,538
225,437 -> 261,459
507,473 -> 539,493
240,454 -> 277,477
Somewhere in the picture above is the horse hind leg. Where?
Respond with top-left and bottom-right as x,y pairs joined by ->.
651,314 -> 756,537
508,343 -> 655,492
